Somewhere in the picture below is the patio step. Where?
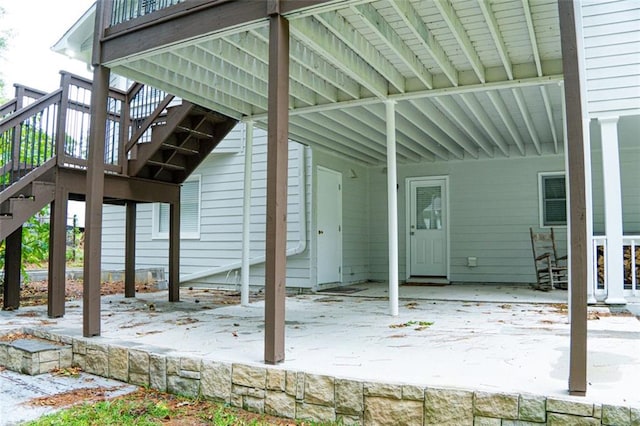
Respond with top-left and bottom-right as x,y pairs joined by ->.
0,337 -> 72,375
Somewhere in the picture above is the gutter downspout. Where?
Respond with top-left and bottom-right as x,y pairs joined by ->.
181,142 -> 307,284
241,120 -> 254,306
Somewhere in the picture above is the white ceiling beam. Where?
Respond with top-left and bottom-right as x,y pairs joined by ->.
312,111 -> 407,160
250,27 -> 363,100
352,3 -> 433,90
485,91 -> 526,156
396,102 -> 465,160
288,121 -> 380,165
249,74 -> 564,120
433,0 -> 485,83
144,54 -> 268,112
287,34 -> 362,100
365,103 -> 445,161
512,87 -> 542,155
115,64 -> 246,119
172,47 -> 281,108
134,58 -> 256,115
291,16 -> 388,98
477,0 -> 513,80
459,93 -> 511,157
315,11 -> 406,93
197,41 -> 316,106
521,0 -> 543,77
387,0 -> 458,86
224,31 -> 339,103
540,85 -> 560,153
325,108 -> 428,161
374,104 -> 453,161
292,115 -> 388,162
431,96 -> 495,157
408,99 -> 480,159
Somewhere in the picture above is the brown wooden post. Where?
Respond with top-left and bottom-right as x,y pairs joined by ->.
11,86 -> 24,174
83,0 -> 112,337
264,2 -> 289,365
55,72 -> 71,163
558,0 -> 588,396
48,184 -> 68,318
125,201 -> 136,298
3,227 -> 22,310
168,199 -> 180,302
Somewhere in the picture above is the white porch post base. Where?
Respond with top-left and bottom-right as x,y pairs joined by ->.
600,116 -> 626,305
385,100 -> 399,316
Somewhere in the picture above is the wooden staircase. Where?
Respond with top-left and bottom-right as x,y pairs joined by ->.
129,102 -> 237,183
0,73 -> 237,242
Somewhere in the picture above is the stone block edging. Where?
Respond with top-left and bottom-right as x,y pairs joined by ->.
13,328 -> 640,426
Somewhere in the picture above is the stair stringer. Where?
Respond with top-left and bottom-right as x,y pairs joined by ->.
0,180 -> 56,241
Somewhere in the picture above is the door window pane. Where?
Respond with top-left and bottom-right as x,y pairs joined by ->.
416,186 -> 442,230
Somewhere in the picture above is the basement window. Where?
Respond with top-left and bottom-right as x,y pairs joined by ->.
539,172 -> 567,227
153,175 -> 201,239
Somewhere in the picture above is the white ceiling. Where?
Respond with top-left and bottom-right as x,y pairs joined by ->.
68,0 -> 567,165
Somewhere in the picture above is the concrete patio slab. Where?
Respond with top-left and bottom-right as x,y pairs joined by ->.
1,283 -> 639,424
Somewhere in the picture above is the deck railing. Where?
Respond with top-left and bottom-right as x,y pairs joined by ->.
110,0 -> 184,26
593,235 -> 640,299
0,71 -> 173,192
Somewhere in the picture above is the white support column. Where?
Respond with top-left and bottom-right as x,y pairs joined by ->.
241,120 -> 254,307
385,100 -> 399,316
600,116 -> 626,305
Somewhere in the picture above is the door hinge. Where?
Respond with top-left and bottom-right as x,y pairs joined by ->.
338,184 -> 341,191
338,225 -> 341,232
338,266 -> 341,274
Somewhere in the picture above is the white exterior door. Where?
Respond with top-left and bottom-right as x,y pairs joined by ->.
317,167 -> 342,284
408,178 -> 448,277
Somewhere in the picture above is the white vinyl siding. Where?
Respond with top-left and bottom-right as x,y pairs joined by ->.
538,172 -> 567,227
101,123 -> 311,288
582,0 -> 640,118
152,175 -> 201,239
368,155 -> 568,284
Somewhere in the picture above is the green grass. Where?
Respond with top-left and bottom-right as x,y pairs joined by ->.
25,389 -> 342,426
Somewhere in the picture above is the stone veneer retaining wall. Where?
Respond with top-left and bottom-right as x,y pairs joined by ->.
22,328 -> 640,426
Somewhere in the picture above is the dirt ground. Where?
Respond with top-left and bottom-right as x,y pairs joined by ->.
0,278 -> 264,308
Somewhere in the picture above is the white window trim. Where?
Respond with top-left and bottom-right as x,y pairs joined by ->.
152,175 -> 202,240
538,171 -> 567,228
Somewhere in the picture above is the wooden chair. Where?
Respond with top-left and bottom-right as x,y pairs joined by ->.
530,227 -> 568,291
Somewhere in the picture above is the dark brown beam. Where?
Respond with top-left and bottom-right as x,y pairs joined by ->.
58,169 -> 180,205
125,201 -> 137,298
558,0 -> 588,397
101,0 -> 335,64
48,184 -> 68,318
168,200 -> 180,302
3,227 -> 22,310
102,1 -> 268,64
83,64 -> 111,337
264,11 -> 289,365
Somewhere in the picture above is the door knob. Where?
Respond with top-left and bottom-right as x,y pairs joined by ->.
318,230 -> 324,235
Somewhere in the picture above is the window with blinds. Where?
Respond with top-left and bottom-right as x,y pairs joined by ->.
539,173 -> 566,227
153,176 -> 201,239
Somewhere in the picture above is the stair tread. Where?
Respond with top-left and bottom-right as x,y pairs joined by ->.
175,125 -> 214,138
146,160 -> 186,171
160,143 -> 199,155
